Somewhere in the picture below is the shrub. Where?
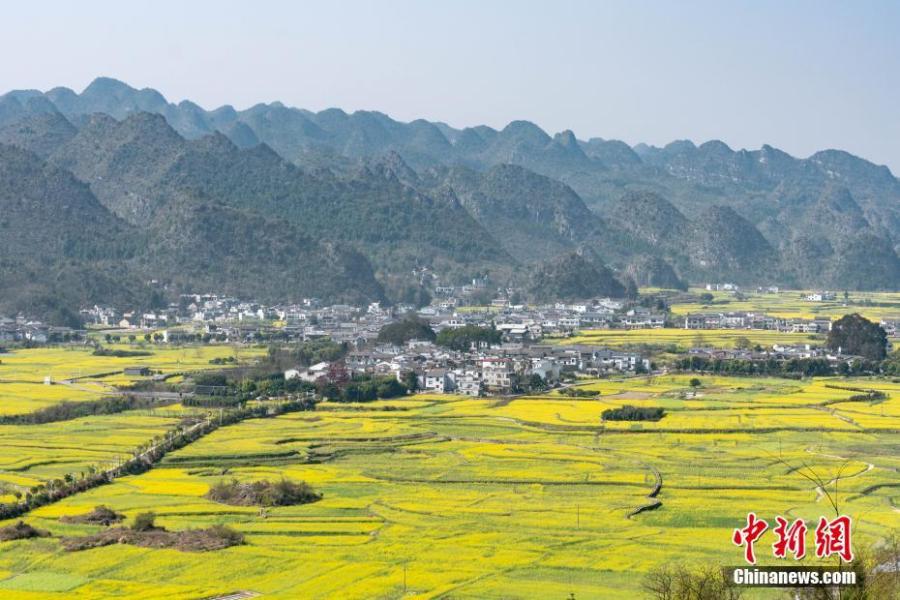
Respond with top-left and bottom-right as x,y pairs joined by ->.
205,524 -> 245,546
182,395 -> 246,408
206,478 -> 321,507
209,356 -> 236,365
61,524 -> 244,553
131,512 -> 158,532
192,372 -> 229,387
92,348 -> 153,357
602,405 -> 665,422
561,388 -> 598,398
60,505 -> 124,526
0,520 -> 50,541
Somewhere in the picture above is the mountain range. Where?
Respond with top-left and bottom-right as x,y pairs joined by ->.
1,77 -> 899,323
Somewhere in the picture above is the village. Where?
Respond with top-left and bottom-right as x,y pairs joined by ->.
0,285 -> 891,397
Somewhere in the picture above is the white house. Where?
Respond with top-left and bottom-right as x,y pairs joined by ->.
530,358 -> 560,382
481,358 -> 513,391
285,361 -> 331,383
423,369 -> 454,393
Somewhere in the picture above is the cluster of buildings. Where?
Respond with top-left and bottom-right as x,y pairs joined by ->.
0,316 -> 81,344
687,343 -> 837,362
81,295 -> 327,330
81,297 -> 389,344
15,287 -> 894,398
287,339 -> 648,396
705,285 -> 839,302
681,312 -> 833,334
878,318 -> 900,337
79,295 -> 657,397
706,284 -> 836,299
81,295 -> 668,345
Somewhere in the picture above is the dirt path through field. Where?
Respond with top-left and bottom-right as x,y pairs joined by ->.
804,447 -> 876,504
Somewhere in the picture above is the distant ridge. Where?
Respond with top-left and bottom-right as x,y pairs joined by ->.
0,77 -> 898,323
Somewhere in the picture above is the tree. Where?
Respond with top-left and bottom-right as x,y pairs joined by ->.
644,565 -> 742,600
377,317 -> 436,346
528,374 -> 546,391
467,287 -> 494,306
316,381 -> 340,400
436,325 -> 501,351
624,277 -> 639,300
689,378 -> 702,388
827,313 -> 887,361
733,336 -> 752,350
325,361 -> 350,386
376,378 -> 406,399
602,405 -> 665,422
699,292 -> 714,303
402,370 -> 419,392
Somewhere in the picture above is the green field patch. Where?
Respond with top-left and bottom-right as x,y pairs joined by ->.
0,571 -> 88,592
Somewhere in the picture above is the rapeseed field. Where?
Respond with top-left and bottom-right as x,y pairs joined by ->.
0,345 -> 264,415
0,376 -> 896,598
667,288 -> 900,321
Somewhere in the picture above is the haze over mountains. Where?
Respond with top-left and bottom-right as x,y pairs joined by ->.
1,77 -> 899,323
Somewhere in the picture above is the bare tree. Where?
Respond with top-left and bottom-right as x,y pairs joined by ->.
643,564 -> 742,600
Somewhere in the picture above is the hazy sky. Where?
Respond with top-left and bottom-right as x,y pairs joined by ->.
3,1 -> 899,171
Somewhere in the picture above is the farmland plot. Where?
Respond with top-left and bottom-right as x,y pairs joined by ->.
0,345 -> 264,415
0,377 -> 897,598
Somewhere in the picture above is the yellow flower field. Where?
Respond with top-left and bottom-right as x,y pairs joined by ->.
0,412 -> 184,491
0,345 -> 264,415
667,287 -> 900,321
563,327 -> 823,349
0,375 -> 896,599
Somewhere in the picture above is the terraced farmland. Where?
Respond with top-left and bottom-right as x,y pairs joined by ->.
1,375 -> 897,599
0,411 -> 185,503
562,327 -> 823,350
0,345 -> 264,415
667,288 -> 900,321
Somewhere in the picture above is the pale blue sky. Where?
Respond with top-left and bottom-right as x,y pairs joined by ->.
3,1 -> 899,171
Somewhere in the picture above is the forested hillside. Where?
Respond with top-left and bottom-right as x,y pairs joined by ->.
2,77 -> 899,322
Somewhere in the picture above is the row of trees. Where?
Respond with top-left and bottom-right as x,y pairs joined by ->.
376,317 -> 436,345
673,356 -> 882,377
602,405 -> 666,422
676,315 -> 896,376
435,325 -> 502,351
0,395 -> 161,425
375,318 -> 502,352
318,373 -> 409,403
0,394 -> 318,522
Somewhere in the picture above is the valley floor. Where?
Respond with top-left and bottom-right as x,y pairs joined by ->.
0,374 -> 897,599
